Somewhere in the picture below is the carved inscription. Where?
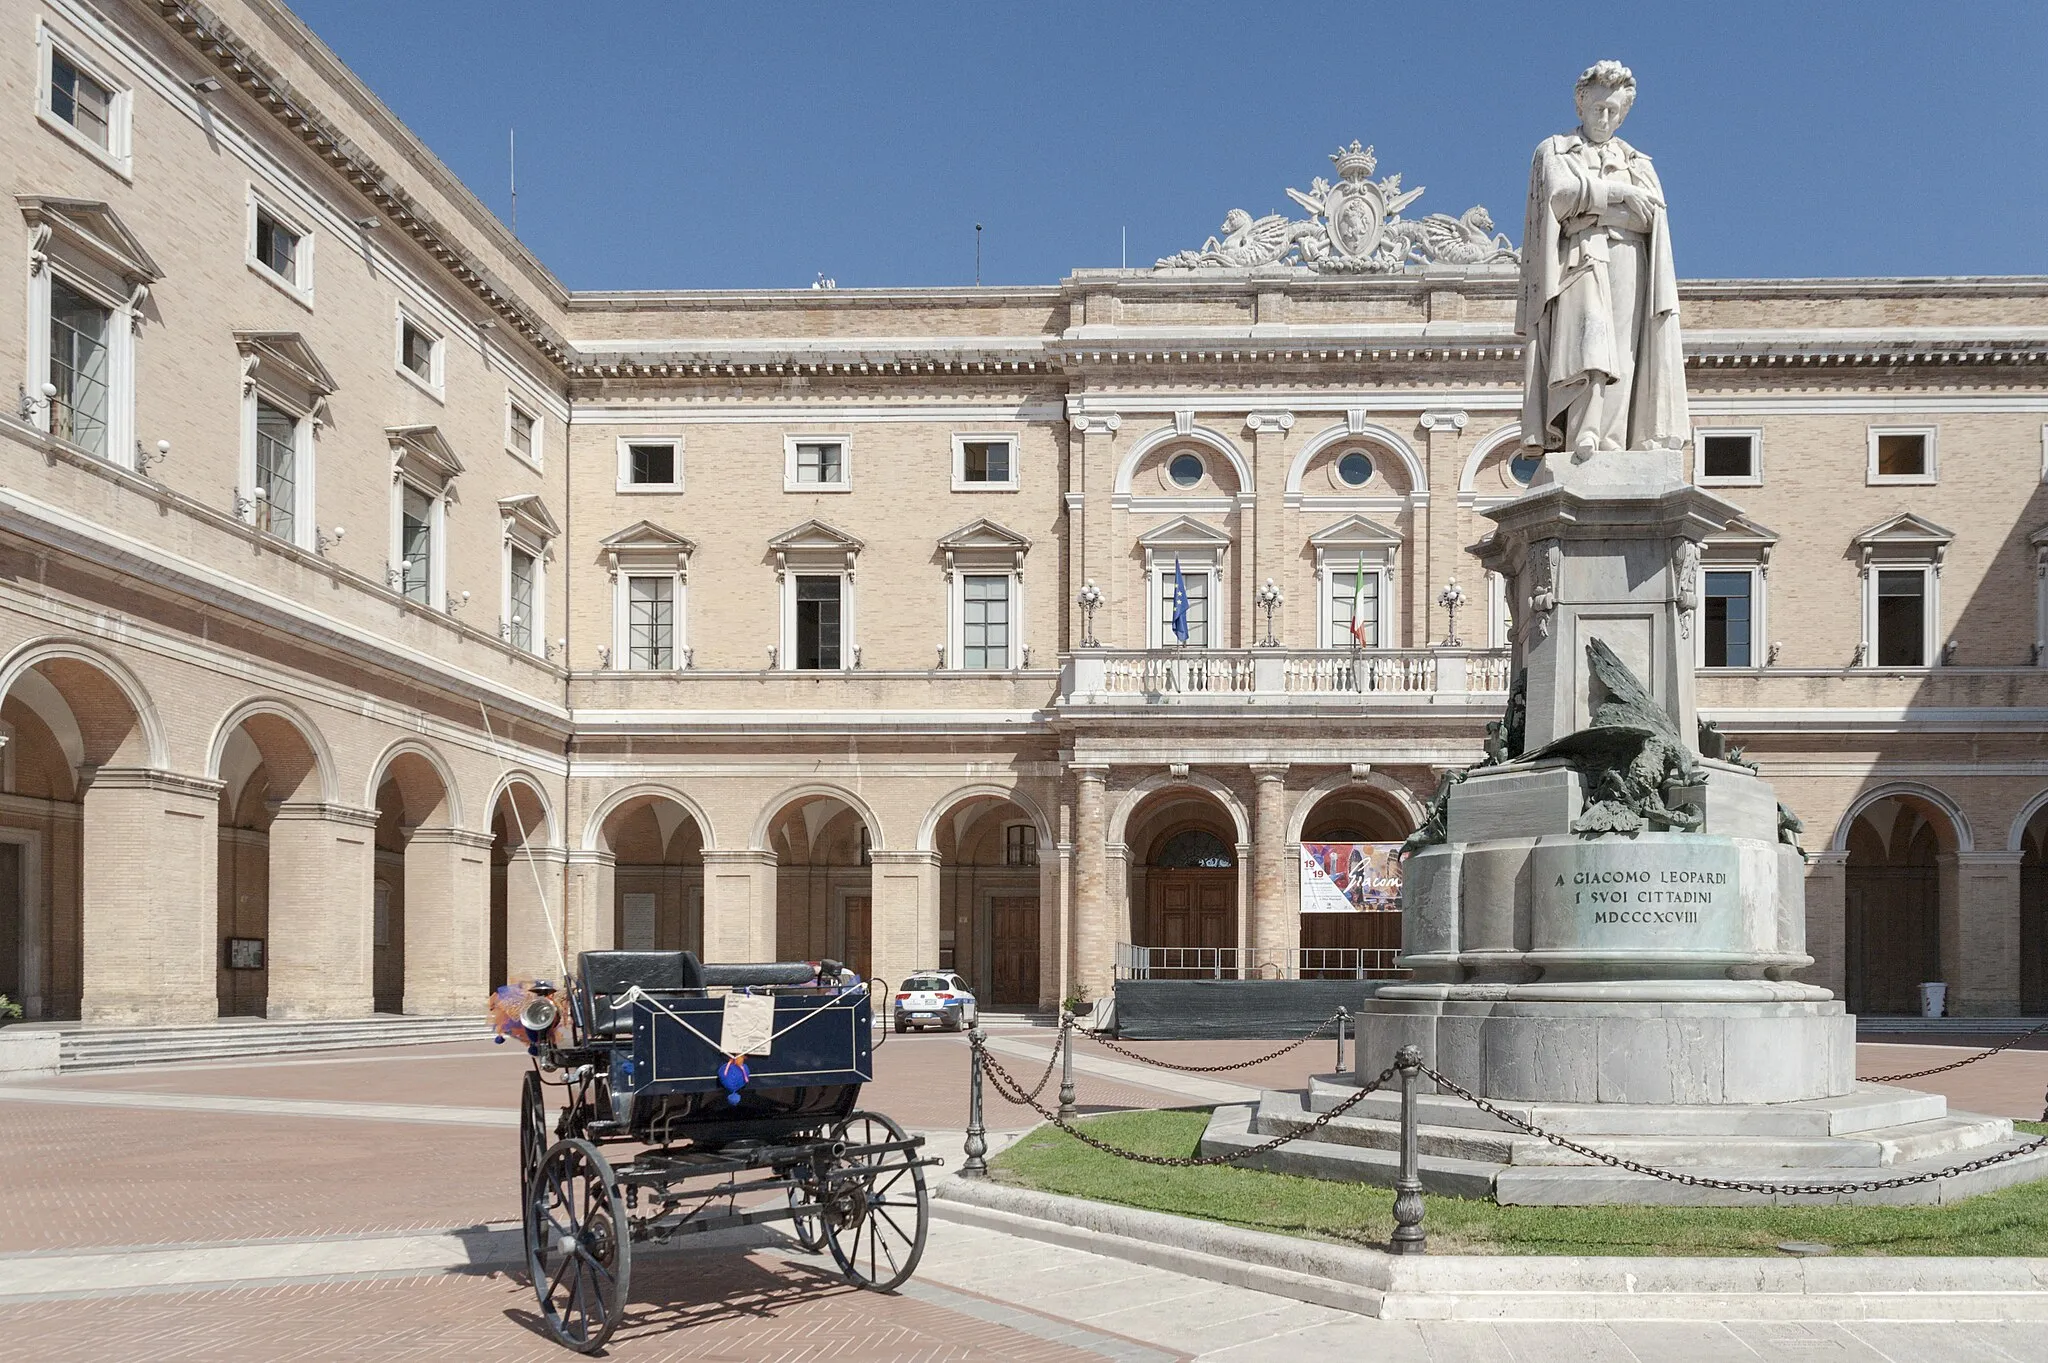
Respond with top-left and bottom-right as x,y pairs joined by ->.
1530,837 -> 1743,954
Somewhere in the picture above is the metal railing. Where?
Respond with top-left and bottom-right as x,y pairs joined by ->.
1067,647 -> 1509,702
1296,946 -> 1408,980
1114,943 -> 1409,981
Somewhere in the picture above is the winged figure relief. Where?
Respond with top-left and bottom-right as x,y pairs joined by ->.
1155,209 -> 1304,269
1418,207 -> 1519,265
1521,637 -> 1703,836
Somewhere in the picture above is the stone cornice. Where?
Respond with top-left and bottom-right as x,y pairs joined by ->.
153,1 -> 571,366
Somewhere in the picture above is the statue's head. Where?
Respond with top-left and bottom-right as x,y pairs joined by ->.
1221,208 -> 1252,233
1573,60 -> 1637,144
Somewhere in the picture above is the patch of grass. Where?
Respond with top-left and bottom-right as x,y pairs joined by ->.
989,1111 -> 2048,1257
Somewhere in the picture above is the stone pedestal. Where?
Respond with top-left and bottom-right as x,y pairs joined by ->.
1361,453 -> 1853,1108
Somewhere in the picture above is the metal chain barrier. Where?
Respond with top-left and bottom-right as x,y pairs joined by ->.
974,1030 -> 1398,1167
1421,1062 -> 2048,1196
1858,1017 -> 2048,1083
1085,1010 -> 1347,1074
1003,1016 -> 1069,1106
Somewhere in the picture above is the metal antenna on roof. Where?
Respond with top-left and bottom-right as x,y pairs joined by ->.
509,128 -> 518,234
975,223 -> 983,285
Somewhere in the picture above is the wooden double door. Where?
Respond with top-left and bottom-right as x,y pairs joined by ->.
1147,870 -> 1235,976
989,895 -> 1040,1007
1845,864 -> 1939,1015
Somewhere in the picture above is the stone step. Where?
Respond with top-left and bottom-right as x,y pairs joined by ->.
1492,1135 -> 2048,1206
1262,1092 -> 2011,1170
1203,1098 -> 2048,1207
1307,1075 -> 1950,1138
49,1017 -> 488,1071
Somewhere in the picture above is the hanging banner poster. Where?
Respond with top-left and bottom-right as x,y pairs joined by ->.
1300,842 -> 1404,913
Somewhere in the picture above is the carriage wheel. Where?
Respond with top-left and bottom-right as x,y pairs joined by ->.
785,1177 -> 827,1253
518,1072 -> 547,1217
822,1111 -> 928,1292
525,1138 -> 631,1354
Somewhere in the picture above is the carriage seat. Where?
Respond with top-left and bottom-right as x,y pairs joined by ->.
700,962 -> 824,988
578,950 -> 706,1039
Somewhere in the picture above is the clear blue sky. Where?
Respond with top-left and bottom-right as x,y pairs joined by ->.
288,1 -> 2047,292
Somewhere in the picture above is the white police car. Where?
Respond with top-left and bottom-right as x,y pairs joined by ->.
892,972 -> 978,1033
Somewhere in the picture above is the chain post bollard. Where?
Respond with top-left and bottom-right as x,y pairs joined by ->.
1334,1007 -> 1349,1075
1057,1010 -> 1079,1122
962,1025 -> 990,1179
1389,1044 -> 1427,1255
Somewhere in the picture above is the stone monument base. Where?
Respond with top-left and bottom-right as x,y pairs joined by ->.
1358,991 -> 1854,1106
1198,1075 -> 2048,1205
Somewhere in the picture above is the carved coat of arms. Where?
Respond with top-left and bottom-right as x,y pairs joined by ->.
1156,141 -> 1519,274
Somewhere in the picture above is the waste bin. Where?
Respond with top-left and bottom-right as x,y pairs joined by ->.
1919,981 -> 1948,1018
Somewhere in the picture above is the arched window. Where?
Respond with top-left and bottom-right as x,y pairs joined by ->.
1155,829 -> 1235,868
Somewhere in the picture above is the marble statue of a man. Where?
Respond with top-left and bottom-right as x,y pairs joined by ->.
1516,61 -> 1689,459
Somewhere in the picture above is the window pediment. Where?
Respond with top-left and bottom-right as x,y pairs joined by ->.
1704,513 -> 1778,567
600,519 -> 693,578
236,331 -> 336,409
1853,512 -> 1953,566
388,424 -> 463,490
1307,514 -> 1402,551
938,516 -> 1030,571
497,493 -> 561,546
20,195 -> 161,290
769,518 -> 863,573
1136,515 -> 1231,551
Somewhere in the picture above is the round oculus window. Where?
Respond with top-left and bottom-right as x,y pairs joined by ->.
1168,452 -> 1205,487
1508,451 -> 1542,485
1336,450 -> 1374,487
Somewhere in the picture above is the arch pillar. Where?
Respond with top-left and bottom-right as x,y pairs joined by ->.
504,844 -> 568,985
701,848 -> 775,963
1953,851 -> 2024,1016
871,848 -> 940,990
1801,849 -> 1847,999
402,826 -> 493,1016
268,802 -> 377,1019
81,769 -> 223,1024
1071,766 -> 1111,1001
1250,764 -> 1293,978
564,848 -> 616,959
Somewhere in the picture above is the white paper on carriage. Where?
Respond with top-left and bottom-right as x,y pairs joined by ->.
721,992 -> 776,1056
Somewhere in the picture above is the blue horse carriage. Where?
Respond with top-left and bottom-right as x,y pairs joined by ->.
511,950 -> 933,1353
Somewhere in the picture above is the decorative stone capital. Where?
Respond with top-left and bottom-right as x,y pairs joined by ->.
1071,763 -> 1110,784
1250,763 -> 1289,783
272,801 -> 380,828
1069,412 -> 1121,437
702,848 -> 776,867
1244,410 -> 1295,436
869,848 -> 942,868
1419,408 -> 1469,433
565,847 -> 619,868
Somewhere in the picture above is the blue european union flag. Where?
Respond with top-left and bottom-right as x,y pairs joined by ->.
1171,556 -> 1190,645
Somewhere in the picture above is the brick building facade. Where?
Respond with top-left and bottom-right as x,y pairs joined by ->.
4,0 -> 2045,1024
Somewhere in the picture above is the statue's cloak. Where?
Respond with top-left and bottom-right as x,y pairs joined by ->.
1514,132 -> 1688,453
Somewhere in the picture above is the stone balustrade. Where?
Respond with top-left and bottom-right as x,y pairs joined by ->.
1062,647 -> 1511,705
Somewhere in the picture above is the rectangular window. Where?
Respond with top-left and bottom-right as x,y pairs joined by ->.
1699,431 -> 1758,483
508,404 -> 535,462
795,441 -> 844,485
1005,824 -> 1039,867
628,442 -> 675,485
508,547 -> 536,652
961,574 -> 1011,669
795,575 -> 843,669
399,485 -> 433,604
960,439 -> 1013,485
254,400 -> 298,542
399,319 -> 436,384
1160,570 -> 1211,648
48,277 -> 110,457
1876,570 -> 1927,666
1869,429 -> 1935,484
254,208 -> 299,283
1702,570 -> 1752,667
1328,571 -> 1380,648
49,50 -> 111,150
627,576 -> 674,670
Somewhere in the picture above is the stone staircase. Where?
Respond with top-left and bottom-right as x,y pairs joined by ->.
33,1015 -> 490,1072
1200,1073 -> 2048,1205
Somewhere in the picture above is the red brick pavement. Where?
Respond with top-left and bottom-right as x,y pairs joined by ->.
0,1102 -> 516,1252
1854,1041 -> 2048,1121
0,1252 -> 1140,1362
